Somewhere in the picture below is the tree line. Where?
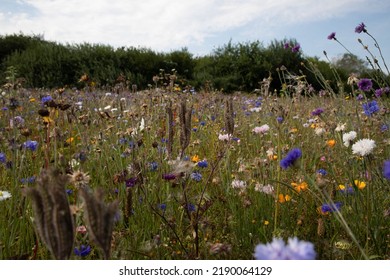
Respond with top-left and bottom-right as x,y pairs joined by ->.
0,33 -> 370,93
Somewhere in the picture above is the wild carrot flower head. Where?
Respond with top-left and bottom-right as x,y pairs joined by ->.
280,148 -> 302,169
254,237 -> 316,260
357,78 -> 373,91
351,138 -> 376,156
355,22 -> 366,33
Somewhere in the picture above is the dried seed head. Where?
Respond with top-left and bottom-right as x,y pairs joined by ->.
23,168 -> 74,259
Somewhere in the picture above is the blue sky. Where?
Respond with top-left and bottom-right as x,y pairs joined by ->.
1,0 -> 390,66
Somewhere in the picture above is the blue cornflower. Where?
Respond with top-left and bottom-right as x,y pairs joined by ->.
383,160 -> 390,180
339,186 -> 355,195
254,237 -> 316,260
20,176 -> 36,184
186,203 -> 196,212
23,140 -> 38,151
66,189 -> 73,195
41,95 -> 53,104
0,153 -> 6,164
200,121 -> 206,126
197,160 -> 208,168
362,100 -> 379,116
321,202 -> 342,213
190,172 -> 202,182
280,148 -> 302,169
358,78 -> 373,92
277,116 -> 284,124
317,169 -> 327,176
158,203 -> 167,212
311,108 -> 324,116
74,245 -> 91,257
381,124 -> 388,132
149,161 -> 158,171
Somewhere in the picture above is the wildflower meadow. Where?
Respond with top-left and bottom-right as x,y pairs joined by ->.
0,23 -> 389,260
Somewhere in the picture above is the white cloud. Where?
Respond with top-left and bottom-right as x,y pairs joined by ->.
0,0 -> 389,52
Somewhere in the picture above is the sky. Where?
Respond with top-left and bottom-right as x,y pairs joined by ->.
1,0 -> 390,65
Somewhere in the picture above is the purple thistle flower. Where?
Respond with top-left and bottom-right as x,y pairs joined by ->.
327,32 -> 336,40
254,237 -> 316,260
357,78 -> 373,91
291,44 -> 300,53
280,148 -> 302,169
383,160 -> 390,180
74,245 -> 91,257
362,100 -> 379,116
321,202 -> 342,213
355,22 -> 366,33
311,108 -> 324,116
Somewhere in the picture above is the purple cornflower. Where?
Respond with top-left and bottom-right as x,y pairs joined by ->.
355,22 -> 366,33
357,78 -> 373,91
74,245 -> 91,257
277,116 -> 284,124
0,153 -> 6,164
327,32 -> 336,40
375,87 -> 389,98
254,237 -> 316,260
321,202 -> 342,213
23,140 -> 38,151
162,173 -> 176,180
291,44 -> 300,53
311,108 -> 324,116
383,160 -> 390,180
125,177 -> 138,188
284,43 -> 290,49
186,203 -> 196,212
362,100 -> 379,116
280,148 -> 302,169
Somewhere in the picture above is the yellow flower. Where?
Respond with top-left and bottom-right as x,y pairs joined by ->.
291,182 -> 308,193
354,180 -> 366,190
191,155 -> 200,163
289,128 -> 298,133
66,137 -> 74,144
263,220 -> 269,226
278,194 -> 291,203
326,139 -> 336,147
29,98 -> 36,102
337,184 -> 346,191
